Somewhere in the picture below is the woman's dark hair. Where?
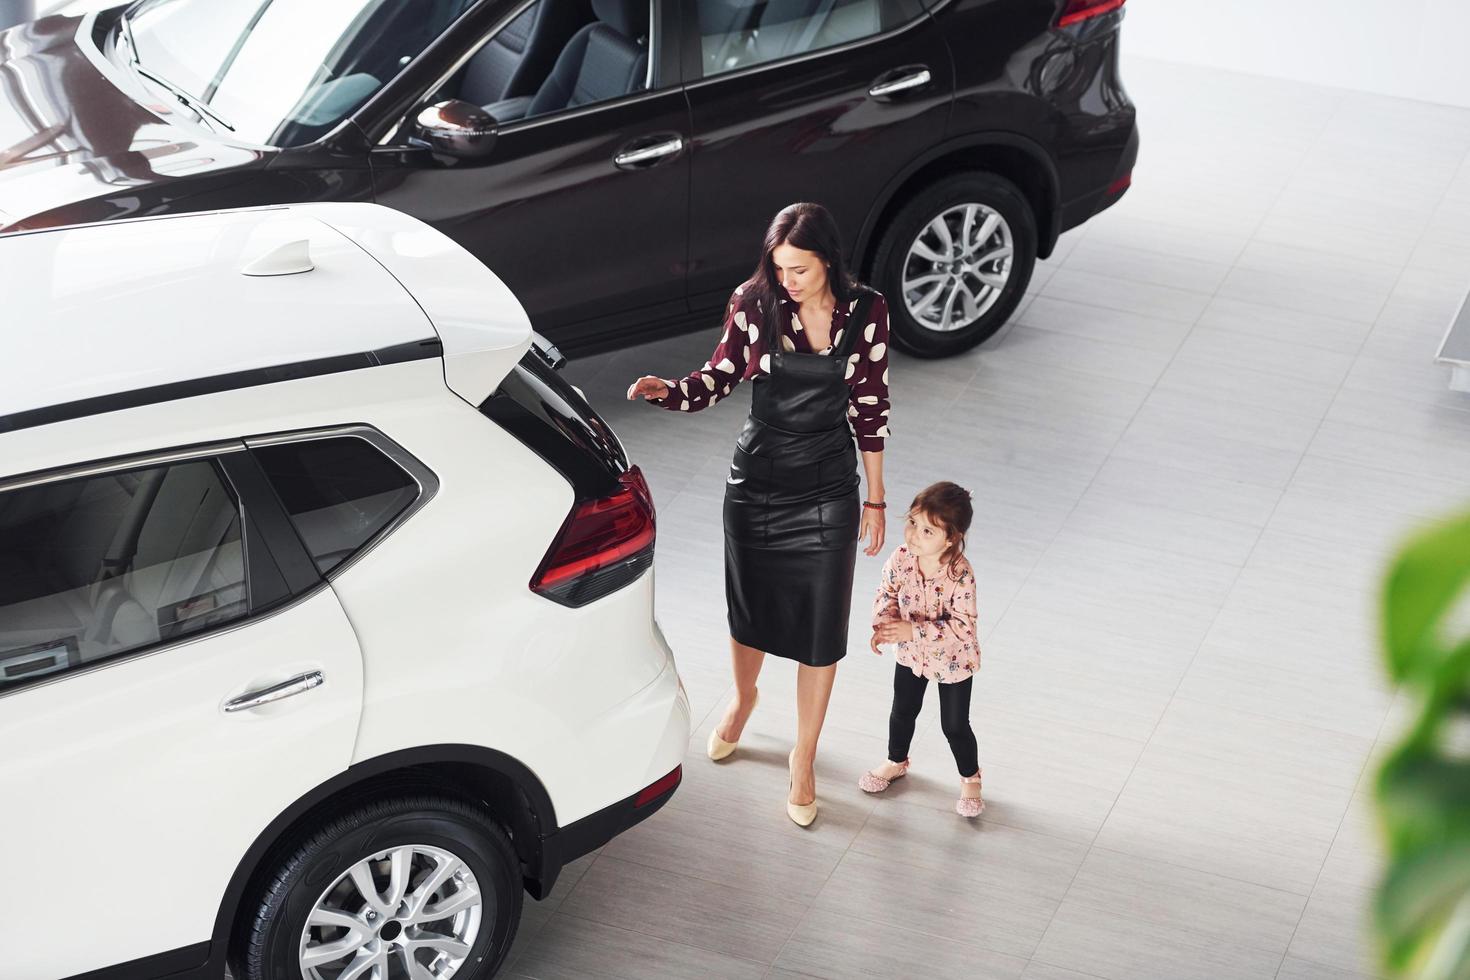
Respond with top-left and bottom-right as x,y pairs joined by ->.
910,481 -> 973,573
743,202 -> 861,316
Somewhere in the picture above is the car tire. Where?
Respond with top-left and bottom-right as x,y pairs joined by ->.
236,795 -> 522,980
872,172 -> 1038,358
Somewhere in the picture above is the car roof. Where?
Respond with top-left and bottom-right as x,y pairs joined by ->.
0,203 -> 531,434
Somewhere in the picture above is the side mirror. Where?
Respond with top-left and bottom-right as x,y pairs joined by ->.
408,99 -> 498,162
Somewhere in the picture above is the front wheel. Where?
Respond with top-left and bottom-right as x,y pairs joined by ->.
235,795 -> 522,980
872,172 -> 1038,358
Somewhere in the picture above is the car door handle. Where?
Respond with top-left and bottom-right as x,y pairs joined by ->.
614,136 -> 685,169
869,68 -> 932,100
224,670 -> 325,713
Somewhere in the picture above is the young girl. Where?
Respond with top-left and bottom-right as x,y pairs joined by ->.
860,481 -> 983,817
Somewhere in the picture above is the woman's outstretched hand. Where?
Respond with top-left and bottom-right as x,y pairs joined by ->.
859,505 -> 885,556
626,376 -> 670,402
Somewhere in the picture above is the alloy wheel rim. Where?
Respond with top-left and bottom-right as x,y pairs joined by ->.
901,203 -> 1014,333
299,843 -> 484,980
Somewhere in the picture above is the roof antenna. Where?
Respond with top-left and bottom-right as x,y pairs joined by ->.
241,239 -> 314,277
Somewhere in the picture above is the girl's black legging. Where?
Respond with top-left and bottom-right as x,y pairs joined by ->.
888,663 -> 978,777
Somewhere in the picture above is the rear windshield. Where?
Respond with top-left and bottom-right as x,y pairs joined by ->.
114,0 -> 476,146
480,352 -> 628,500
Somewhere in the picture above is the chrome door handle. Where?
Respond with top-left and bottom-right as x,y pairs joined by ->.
224,670 -> 324,713
869,68 -> 932,99
614,136 -> 684,169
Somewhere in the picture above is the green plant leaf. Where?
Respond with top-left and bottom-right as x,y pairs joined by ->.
1422,893 -> 1470,980
1383,510 -> 1470,684
1378,510 -> 1470,977
1379,846 -> 1470,958
1379,751 -> 1470,819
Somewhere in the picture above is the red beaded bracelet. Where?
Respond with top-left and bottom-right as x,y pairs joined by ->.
862,500 -> 886,510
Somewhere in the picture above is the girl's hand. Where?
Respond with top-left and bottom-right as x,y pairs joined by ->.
627,376 -> 670,401
874,621 -> 914,644
870,630 -> 883,654
859,504 -> 885,556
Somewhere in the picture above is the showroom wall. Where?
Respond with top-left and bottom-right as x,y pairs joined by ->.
1122,0 -> 1470,110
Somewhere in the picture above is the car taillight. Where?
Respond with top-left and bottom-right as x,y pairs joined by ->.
530,466 -> 655,607
1107,170 -> 1132,195
1058,0 -> 1125,27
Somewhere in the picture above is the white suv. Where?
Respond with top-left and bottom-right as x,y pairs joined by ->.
0,203 -> 689,980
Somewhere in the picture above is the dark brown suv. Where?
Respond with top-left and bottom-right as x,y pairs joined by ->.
0,0 -> 1136,357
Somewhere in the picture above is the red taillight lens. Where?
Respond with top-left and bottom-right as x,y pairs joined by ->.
1058,0 -> 1125,27
1107,170 -> 1132,195
531,466 -> 656,606
634,765 -> 682,807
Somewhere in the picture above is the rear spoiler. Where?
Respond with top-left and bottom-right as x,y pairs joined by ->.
309,204 -> 534,406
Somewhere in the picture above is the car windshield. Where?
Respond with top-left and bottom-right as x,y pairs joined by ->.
114,0 -> 475,147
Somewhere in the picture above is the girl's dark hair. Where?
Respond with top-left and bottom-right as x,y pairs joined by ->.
910,481 -> 973,573
743,202 -> 862,315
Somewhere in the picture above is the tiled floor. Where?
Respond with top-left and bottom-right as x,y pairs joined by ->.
501,57 -> 1470,980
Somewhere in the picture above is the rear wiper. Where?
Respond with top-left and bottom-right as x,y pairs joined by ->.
117,13 -> 236,133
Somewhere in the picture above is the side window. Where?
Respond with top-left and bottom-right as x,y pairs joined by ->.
446,0 -> 658,125
0,459 -> 247,689
252,437 -> 420,575
697,0 -> 924,78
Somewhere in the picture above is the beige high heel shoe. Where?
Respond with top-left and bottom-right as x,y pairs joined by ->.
787,750 -> 818,827
706,689 -> 758,761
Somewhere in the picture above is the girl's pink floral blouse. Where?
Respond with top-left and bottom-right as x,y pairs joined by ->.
650,285 -> 892,453
872,545 -> 980,683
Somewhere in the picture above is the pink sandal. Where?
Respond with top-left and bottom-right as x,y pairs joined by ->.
957,770 -> 984,818
858,758 -> 910,794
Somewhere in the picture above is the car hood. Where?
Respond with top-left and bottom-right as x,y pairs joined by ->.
0,12 -> 265,231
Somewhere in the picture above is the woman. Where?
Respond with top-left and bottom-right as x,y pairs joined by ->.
627,202 -> 891,826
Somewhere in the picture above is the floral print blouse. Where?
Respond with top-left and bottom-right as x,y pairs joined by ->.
872,545 -> 980,683
651,285 -> 892,452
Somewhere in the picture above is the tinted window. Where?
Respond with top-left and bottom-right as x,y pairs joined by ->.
118,0 -> 477,146
480,353 -> 628,499
696,0 -> 925,78
0,459 -> 246,689
449,0 -> 659,125
253,437 -> 419,574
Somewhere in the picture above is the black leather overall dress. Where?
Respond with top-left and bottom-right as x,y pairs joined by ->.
722,290 -> 873,667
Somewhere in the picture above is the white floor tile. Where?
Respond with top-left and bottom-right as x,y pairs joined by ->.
535,57 -> 1470,975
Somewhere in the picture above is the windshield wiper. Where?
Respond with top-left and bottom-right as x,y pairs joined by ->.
117,12 -> 236,134
133,63 -> 236,133
117,9 -> 135,58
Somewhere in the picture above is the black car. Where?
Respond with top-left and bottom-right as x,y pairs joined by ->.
0,0 -> 1136,358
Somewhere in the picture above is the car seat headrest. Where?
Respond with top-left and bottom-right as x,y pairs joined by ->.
591,0 -> 647,39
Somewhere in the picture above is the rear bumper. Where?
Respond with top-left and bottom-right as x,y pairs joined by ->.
523,641 -> 689,898
1058,120 -> 1139,235
530,763 -> 683,899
